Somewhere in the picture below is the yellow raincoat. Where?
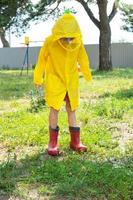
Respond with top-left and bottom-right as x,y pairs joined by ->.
34,13 -> 92,111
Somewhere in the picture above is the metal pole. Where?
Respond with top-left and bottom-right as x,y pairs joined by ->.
9,26 -> 11,47
27,44 -> 29,75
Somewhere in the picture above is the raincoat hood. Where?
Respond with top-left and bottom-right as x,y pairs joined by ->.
52,13 -> 82,51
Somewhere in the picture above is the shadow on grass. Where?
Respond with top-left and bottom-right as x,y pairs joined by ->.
0,150 -> 133,200
99,88 -> 133,100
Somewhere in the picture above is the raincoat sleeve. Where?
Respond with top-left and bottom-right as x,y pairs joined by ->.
78,42 -> 92,81
34,40 -> 49,85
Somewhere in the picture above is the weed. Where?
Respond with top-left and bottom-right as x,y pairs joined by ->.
28,88 -> 46,113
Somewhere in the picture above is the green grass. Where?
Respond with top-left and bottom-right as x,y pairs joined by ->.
0,68 -> 133,200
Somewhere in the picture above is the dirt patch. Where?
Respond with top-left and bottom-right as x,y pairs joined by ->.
0,98 -> 30,116
111,122 -> 133,152
0,145 -> 44,164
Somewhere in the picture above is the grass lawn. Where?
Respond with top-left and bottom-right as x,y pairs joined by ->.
0,68 -> 133,200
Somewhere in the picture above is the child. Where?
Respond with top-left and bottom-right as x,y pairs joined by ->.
34,12 -> 92,156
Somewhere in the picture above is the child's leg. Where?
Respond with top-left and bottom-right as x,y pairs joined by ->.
49,107 -> 59,129
65,97 -> 87,152
48,107 -> 60,156
65,98 -> 77,127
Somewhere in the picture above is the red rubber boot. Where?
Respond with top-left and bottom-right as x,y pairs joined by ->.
69,127 -> 87,152
48,126 -> 59,156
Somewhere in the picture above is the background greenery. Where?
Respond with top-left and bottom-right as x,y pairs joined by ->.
0,68 -> 133,200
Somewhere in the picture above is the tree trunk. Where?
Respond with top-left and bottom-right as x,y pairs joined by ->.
0,28 -> 10,47
77,0 -> 115,71
98,0 -> 112,70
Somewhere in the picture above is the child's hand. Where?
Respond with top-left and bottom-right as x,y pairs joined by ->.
35,84 -> 42,89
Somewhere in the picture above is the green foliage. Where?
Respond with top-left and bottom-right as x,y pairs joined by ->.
120,3 -> 133,32
28,0 -> 96,23
0,0 -> 33,34
29,0 -> 59,21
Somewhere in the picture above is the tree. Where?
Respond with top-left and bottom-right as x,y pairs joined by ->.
0,0 -> 33,47
0,27 -> 10,47
70,0 -> 120,70
121,3 -> 133,32
30,0 -> 120,71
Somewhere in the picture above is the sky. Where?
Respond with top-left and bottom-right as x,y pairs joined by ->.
0,0 -> 133,47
